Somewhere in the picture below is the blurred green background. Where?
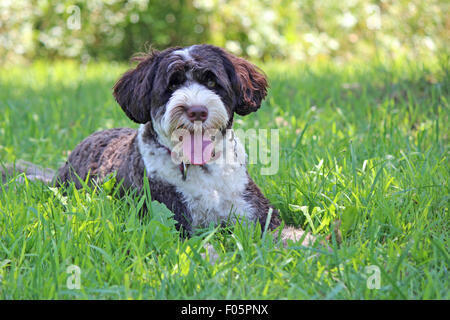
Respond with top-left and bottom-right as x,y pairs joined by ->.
1,0 -> 448,64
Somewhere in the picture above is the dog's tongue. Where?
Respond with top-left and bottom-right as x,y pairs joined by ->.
182,133 -> 214,165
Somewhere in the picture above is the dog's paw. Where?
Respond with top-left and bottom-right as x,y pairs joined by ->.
274,226 -> 337,254
275,226 -> 317,247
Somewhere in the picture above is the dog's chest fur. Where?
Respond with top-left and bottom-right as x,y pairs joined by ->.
137,125 -> 254,227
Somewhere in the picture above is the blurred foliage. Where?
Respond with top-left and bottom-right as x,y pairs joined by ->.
0,0 -> 448,63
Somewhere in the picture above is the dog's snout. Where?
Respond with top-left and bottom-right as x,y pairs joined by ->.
186,105 -> 208,122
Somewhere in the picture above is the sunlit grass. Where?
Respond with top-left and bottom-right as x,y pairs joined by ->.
0,57 -> 448,299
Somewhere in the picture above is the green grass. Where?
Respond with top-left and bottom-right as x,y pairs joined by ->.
0,57 -> 448,299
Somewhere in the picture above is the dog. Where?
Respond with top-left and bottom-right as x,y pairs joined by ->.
7,45 -> 320,247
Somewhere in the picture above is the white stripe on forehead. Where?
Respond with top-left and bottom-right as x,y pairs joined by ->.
171,45 -> 198,80
173,45 -> 197,61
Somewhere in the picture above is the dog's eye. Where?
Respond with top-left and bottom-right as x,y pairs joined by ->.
206,79 -> 216,88
168,73 -> 185,92
168,80 -> 183,92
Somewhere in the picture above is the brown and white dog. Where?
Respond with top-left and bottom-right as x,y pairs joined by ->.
52,45 -> 317,245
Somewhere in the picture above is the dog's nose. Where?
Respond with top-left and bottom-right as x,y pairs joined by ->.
186,105 -> 208,122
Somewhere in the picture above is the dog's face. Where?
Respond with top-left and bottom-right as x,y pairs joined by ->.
113,44 -> 268,163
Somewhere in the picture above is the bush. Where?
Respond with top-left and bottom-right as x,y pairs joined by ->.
0,0 -> 447,63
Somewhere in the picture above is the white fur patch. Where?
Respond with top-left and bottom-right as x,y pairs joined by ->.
137,124 -> 254,229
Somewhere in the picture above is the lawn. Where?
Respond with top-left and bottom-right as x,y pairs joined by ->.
0,57 -> 448,299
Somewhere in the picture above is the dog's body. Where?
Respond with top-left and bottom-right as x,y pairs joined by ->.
52,44 -> 316,244
56,125 -> 279,233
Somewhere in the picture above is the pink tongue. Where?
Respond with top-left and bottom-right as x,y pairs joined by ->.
182,133 -> 214,165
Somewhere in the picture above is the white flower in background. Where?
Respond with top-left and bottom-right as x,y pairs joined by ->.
63,39 -> 83,57
304,33 -> 317,48
248,30 -> 261,43
225,40 -> 242,55
366,4 -> 381,30
50,26 -> 63,37
423,37 -> 436,51
193,0 -> 215,11
247,44 -> 261,58
130,13 -> 139,23
240,15 -> 252,28
328,38 -> 340,51
262,10 -> 276,23
339,12 -> 357,28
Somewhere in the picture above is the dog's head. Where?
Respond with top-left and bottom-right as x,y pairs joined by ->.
113,44 -> 268,164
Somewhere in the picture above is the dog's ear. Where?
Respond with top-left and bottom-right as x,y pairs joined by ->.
113,50 -> 160,123
222,51 -> 268,116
